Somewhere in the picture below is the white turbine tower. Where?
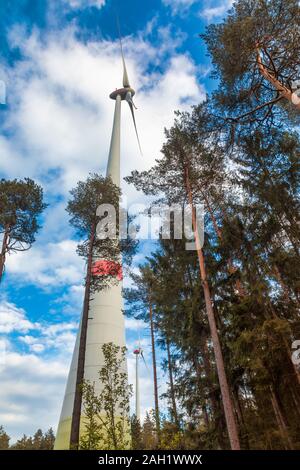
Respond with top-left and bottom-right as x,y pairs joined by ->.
54,37 -> 141,450
133,347 -> 141,421
133,342 -> 148,422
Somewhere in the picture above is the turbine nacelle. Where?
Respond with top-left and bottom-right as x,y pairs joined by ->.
109,87 -> 135,101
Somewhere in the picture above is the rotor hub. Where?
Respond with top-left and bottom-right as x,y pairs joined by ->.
110,87 -> 135,101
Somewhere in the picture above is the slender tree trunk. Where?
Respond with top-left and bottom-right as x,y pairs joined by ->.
272,264 -> 291,303
184,164 -> 240,450
232,389 -> 250,450
202,405 -> 209,428
199,337 -> 227,448
166,336 -> 179,428
0,225 -> 10,284
201,336 -> 219,420
270,386 -> 293,450
70,223 -> 95,449
149,301 -> 160,442
109,398 -> 117,449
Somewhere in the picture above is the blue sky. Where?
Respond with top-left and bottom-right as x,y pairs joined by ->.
0,0 -> 233,443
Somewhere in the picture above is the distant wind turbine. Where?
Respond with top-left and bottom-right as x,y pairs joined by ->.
133,342 -> 148,422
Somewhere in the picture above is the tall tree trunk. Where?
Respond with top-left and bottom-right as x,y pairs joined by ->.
202,405 -> 209,428
184,164 -> 240,450
199,337 -> 227,448
270,386 -> 293,450
272,264 -> 291,303
232,388 -> 250,450
149,301 -> 160,442
201,335 -> 219,421
166,336 -> 179,428
70,223 -> 95,449
0,225 -> 10,284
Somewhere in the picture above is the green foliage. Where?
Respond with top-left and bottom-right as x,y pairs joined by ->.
0,177 -> 46,282
80,342 -> 132,450
0,178 -> 46,246
130,415 -> 143,450
66,173 -> 137,291
0,425 -> 10,449
9,428 -> 55,450
79,381 -> 104,450
202,0 -> 300,134
66,173 -> 120,237
140,411 -> 157,450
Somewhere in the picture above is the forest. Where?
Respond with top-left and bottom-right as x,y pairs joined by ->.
125,0 -> 300,450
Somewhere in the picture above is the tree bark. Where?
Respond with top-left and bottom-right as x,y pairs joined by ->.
166,336 -> 179,428
149,301 -> 160,442
0,225 -> 10,284
270,386 -> 293,450
70,223 -> 95,449
201,336 -> 219,421
184,164 -> 240,450
202,405 -> 209,428
256,45 -> 300,111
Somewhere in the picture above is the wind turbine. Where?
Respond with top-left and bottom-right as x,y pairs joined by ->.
54,35 -> 142,450
107,36 -> 142,185
133,341 -> 148,422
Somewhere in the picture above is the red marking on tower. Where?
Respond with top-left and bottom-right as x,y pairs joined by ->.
91,260 -> 123,281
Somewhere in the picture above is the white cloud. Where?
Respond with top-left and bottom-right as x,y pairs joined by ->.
5,239 -> 85,287
0,300 -> 77,442
200,0 -> 233,21
64,0 -> 105,9
125,317 -> 147,332
0,302 -> 37,334
19,322 -> 78,354
2,26 -> 204,195
0,349 -> 71,443
0,300 -> 78,354
163,0 -> 196,15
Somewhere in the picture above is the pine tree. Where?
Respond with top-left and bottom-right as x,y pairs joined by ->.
0,425 -> 10,449
130,415 -> 143,450
202,0 -> 300,134
42,428 -> 55,450
0,178 -> 46,284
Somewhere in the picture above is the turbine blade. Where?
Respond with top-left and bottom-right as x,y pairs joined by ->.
121,44 -> 130,88
116,16 -> 130,88
127,99 -> 143,155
